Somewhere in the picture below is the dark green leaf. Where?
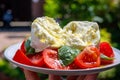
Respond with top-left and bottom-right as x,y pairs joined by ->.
58,46 -> 80,66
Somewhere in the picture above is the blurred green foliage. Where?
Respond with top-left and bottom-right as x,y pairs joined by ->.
0,58 -> 25,80
100,28 -> 111,43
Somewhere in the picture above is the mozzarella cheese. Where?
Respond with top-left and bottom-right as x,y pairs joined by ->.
31,16 -> 100,52
63,21 -> 100,50
31,16 -> 65,52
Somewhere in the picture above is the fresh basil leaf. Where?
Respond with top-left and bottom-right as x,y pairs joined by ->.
58,46 -> 80,66
100,54 -> 114,60
25,37 -> 35,55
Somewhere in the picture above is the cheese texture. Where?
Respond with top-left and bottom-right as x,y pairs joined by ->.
31,16 -> 100,52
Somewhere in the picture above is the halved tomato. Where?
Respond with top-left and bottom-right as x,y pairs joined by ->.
99,42 -> 114,57
13,49 -> 44,67
43,49 -> 63,69
75,46 -> 100,69
99,42 -> 114,64
13,49 -> 33,66
27,52 -> 44,67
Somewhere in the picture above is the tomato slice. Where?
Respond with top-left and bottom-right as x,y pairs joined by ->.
75,46 -> 100,69
43,49 -> 63,69
20,40 -> 26,53
27,52 -> 44,67
99,42 -> 114,57
99,42 -> 114,64
64,61 -> 79,69
13,49 -> 33,66
101,59 -> 114,65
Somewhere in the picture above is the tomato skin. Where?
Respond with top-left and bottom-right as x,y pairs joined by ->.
99,42 -> 114,64
20,40 -> 26,53
43,49 -> 63,69
99,42 -> 114,57
101,59 -> 113,65
64,62 -> 79,69
75,46 -> 100,69
13,49 -> 44,67
27,52 -> 44,67
13,49 -> 33,66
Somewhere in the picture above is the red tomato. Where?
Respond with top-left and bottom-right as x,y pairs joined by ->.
27,52 -> 44,67
20,40 -> 26,53
75,46 -> 100,69
13,49 -> 33,66
64,62 -> 79,70
99,42 -> 114,64
101,59 -> 114,65
99,42 -> 114,57
43,49 -> 63,69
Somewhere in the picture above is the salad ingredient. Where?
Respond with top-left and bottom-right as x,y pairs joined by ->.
43,49 -> 63,69
31,16 -> 100,52
75,45 -> 100,68
13,49 -> 44,67
101,59 -> 114,65
13,49 -> 33,66
100,54 -> 114,60
99,42 -> 114,64
100,54 -> 114,64
63,21 -> 100,50
31,16 -> 64,52
25,37 -> 35,55
65,62 -> 79,69
58,46 -> 80,66
27,52 -> 44,67
99,42 -> 114,57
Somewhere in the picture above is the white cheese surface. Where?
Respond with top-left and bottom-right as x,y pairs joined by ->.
31,16 -> 100,52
